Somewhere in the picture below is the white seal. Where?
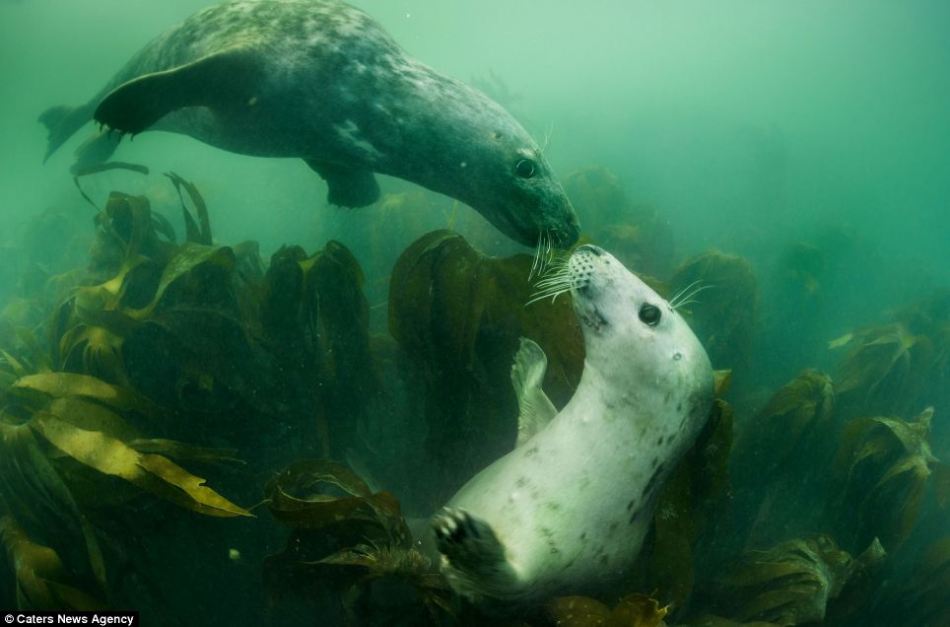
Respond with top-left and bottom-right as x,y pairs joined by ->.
433,244 -> 714,604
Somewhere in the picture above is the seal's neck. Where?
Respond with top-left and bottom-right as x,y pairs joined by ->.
557,356 -> 695,456
563,358 -> 671,418
370,64 -> 519,203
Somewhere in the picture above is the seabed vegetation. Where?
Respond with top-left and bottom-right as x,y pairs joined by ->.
0,166 -> 947,627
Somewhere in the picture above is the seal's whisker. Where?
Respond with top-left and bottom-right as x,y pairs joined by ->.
531,231 -> 557,280
671,284 -> 715,312
540,123 -> 554,155
670,282 -> 707,310
533,271 -> 573,289
533,280 -> 572,294
525,285 -> 576,306
669,280 -> 702,309
528,233 -> 544,282
535,268 -> 568,280
539,258 -> 569,279
543,232 -> 553,271
526,273 -> 584,304
681,283 -> 714,305
529,277 -> 574,294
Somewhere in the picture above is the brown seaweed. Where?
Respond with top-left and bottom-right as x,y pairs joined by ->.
891,536 -> 950,626
832,323 -> 933,418
545,594 -> 669,627
165,171 -> 212,245
0,515 -> 104,610
264,461 -> 452,625
563,166 -> 675,277
704,536 -> 878,626
833,407 -> 941,550
669,251 -> 757,373
5,371 -> 249,518
735,369 -> 836,495
260,240 -> 379,457
628,394 -> 735,612
389,229 -> 584,501
265,460 -> 408,545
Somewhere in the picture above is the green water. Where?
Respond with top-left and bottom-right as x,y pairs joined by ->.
0,1 -> 948,625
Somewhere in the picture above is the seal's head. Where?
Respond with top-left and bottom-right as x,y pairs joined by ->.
424,86 -> 580,249
476,137 -> 580,249
566,244 -> 714,432
472,122 -> 579,249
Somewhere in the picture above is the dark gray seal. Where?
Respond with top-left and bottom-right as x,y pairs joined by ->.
40,0 -> 579,247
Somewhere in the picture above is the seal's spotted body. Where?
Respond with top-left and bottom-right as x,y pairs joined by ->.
433,245 -> 715,604
41,0 -> 579,247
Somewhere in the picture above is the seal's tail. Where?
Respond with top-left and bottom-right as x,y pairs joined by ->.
38,103 -> 92,163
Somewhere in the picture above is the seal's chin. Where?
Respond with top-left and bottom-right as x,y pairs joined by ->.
486,201 -> 580,249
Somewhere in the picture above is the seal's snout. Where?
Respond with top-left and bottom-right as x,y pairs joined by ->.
568,247 -> 598,287
556,211 -> 581,247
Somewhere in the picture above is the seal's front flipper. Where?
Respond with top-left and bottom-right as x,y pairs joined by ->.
512,337 -> 557,446
305,159 -> 380,208
94,47 -> 263,135
433,508 -> 518,601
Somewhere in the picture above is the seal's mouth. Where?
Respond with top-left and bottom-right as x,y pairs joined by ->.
494,193 -> 580,249
577,303 -> 608,332
525,244 -> 606,323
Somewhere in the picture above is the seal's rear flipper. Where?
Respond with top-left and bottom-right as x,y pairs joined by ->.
433,508 -> 519,600
306,159 -> 380,208
39,104 -> 94,162
512,337 -> 557,446
94,47 -> 263,136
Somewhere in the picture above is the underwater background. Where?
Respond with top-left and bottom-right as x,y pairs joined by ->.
0,0 -> 948,625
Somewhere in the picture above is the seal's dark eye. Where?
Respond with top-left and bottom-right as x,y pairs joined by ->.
515,159 -> 536,178
639,303 -> 661,327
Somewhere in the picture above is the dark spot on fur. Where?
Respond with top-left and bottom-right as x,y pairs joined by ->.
609,522 -> 619,535
515,476 -> 528,488
656,436 -> 663,446
546,502 -> 562,512
677,402 -> 683,412
626,499 -> 636,511
526,446 -> 540,457
642,463 -> 665,497
629,508 -> 640,525
579,532 -> 588,541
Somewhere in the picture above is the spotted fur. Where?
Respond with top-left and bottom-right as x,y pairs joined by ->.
433,245 -> 715,605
